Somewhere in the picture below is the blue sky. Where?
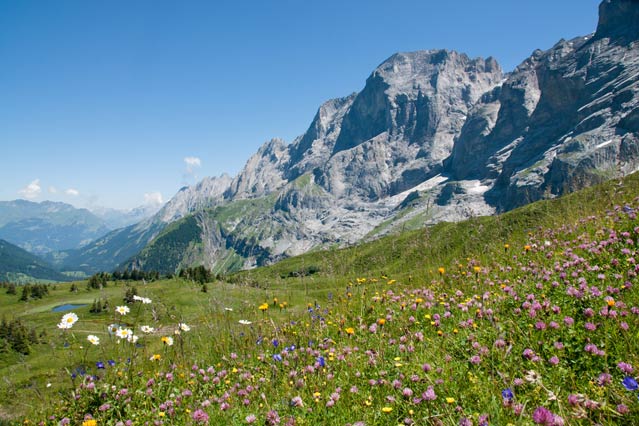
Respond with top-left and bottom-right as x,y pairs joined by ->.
0,0 -> 601,210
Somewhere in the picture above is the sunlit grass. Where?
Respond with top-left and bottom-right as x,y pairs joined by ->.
1,173 -> 639,424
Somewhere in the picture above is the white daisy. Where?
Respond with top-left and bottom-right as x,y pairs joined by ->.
133,295 -> 152,304
57,312 -> 79,329
115,327 -> 133,339
140,325 -> 154,334
179,323 -> 190,332
239,320 -> 252,325
115,305 -> 130,315
87,335 -> 100,345
161,336 -> 174,346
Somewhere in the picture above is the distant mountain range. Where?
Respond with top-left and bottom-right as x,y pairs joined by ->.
2,0 -> 638,280
0,200 -> 161,279
91,204 -> 163,229
0,238 -> 72,283
0,200 -> 160,256
0,200 -> 112,255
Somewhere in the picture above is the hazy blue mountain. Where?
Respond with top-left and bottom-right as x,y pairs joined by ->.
0,200 -> 112,255
0,238 -> 72,283
91,204 -> 162,229
47,175 -> 233,274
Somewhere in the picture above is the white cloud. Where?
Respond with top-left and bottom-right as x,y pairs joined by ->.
65,188 -> 80,196
184,156 -> 202,174
18,179 -> 41,199
48,186 -> 58,194
143,192 -> 163,206
184,156 -> 201,168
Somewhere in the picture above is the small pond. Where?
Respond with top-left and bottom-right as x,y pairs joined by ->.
51,303 -> 87,313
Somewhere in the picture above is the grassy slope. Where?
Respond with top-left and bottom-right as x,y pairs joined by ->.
0,239 -> 72,283
234,174 -> 636,285
1,173 -> 638,424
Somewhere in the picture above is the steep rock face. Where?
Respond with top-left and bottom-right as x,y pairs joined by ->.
445,0 -> 639,211
227,50 -> 503,205
489,33 -> 639,210
594,0 -> 639,41
225,138 -> 290,200
321,50 -> 502,200
157,174 -> 232,223
286,94 -> 356,180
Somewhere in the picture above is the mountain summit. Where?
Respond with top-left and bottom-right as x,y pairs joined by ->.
61,0 -> 639,275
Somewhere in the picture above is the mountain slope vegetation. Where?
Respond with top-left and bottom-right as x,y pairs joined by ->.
0,239 -> 72,283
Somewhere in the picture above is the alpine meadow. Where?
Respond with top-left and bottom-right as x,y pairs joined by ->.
2,0 -> 639,425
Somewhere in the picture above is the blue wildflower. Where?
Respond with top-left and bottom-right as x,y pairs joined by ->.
501,388 -> 514,401
272,339 -> 279,348
316,356 -> 325,367
273,354 -> 282,362
107,360 -> 116,367
96,361 -> 105,369
622,376 -> 639,391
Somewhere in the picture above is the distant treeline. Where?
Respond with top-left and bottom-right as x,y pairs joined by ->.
111,270 -> 161,281
177,265 -> 213,284
0,282 -> 50,301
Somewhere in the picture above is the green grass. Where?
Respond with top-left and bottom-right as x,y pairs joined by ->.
1,173 -> 639,425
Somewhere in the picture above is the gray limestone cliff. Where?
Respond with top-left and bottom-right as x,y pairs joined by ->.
445,0 -> 639,211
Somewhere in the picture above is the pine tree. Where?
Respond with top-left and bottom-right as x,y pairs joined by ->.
19,286 -> 30,302
123,287 -> 138,304
0,317 -> 8,339
29,329 -> 38,344
11,327 -> 30,355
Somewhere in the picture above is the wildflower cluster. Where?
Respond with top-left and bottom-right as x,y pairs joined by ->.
31,196 -> 639,424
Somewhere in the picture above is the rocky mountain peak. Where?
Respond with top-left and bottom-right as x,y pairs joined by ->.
286,94 -> 357,179
373,50 -> 501,98
594,0 -> 639,41
331,50 -> 503,157
156,174 -> 232,223
226,138 -> 290,199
